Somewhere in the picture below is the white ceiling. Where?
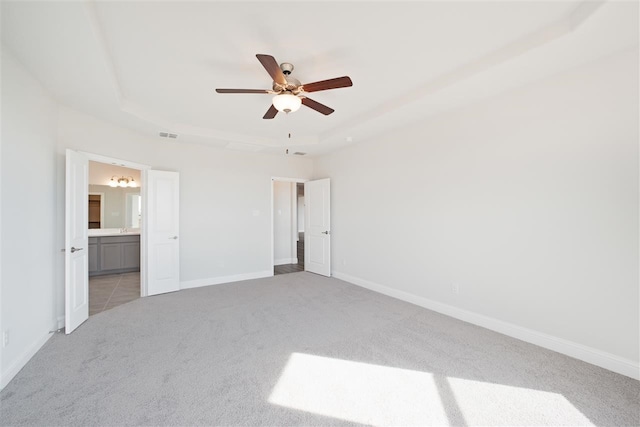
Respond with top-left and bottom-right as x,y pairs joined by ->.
1,1 -> 637,157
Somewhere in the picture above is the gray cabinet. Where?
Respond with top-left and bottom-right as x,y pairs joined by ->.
89,235 -> 140,276
122,243 -> 141,269
88,238 -> 99,273
101,243 -> 122,271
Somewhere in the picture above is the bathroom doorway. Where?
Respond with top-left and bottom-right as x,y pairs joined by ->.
87,161 -> 142,316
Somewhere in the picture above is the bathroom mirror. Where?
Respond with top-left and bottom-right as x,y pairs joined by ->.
88,185 -> 141,229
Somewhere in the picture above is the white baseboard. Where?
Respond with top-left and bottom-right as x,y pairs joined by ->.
274,258 -> 297,266
180,270 -> 273,290
56,316 -> 64,330
1,331 -> 53,390
333,271 -> 639,380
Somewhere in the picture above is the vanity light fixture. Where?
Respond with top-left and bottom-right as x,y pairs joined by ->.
109,176 -> 137,188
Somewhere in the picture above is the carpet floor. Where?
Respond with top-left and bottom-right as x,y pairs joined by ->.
1,272 -> 638,426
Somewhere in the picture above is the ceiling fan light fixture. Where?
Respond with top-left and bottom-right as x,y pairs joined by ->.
272,93 -> 302,114
216,54 -> 352,119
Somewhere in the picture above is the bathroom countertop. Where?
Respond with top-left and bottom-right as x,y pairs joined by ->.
88,229 -> 140,238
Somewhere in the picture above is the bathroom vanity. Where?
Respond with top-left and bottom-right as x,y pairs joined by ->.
88,230 -> 140,276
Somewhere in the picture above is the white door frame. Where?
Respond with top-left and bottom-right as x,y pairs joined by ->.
80,152 -> 151,296
271,177 -> 308,273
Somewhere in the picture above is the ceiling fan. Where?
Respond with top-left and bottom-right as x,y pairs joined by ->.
216,54 -> 353,119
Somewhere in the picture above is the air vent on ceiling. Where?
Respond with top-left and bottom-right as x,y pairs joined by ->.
293,152 -> 306,156
159,132 -> 178,139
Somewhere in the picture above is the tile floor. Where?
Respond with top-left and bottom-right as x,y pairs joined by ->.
89,272 -> 140,316
274,233 -> 305,275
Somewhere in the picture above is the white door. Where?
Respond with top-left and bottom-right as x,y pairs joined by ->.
304,178 -> 331,276
146,170 -> 180,296
65,149 -> 89,333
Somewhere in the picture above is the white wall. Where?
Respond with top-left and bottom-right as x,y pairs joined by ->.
273,181 -> 295,265
55,106 -> 314,308
314,49 -> 639,375
0,50 -> 59,388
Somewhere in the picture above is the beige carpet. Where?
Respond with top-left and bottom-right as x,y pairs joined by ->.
1,272 -> 638,426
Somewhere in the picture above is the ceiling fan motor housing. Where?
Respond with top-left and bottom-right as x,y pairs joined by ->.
280,62 -> 294,75
273,77 -> 302,94
270,62 -> 301,93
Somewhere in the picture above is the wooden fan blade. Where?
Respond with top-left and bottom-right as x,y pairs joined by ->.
216,89 -> 270,94
263,104 -> 278,119
256,54 -> 287,85
302,97 -> 334,115
301,76 -> 353,93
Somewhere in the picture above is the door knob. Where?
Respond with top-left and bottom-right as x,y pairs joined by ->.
169,236 -> 178,240
321,231 -> 330,235
70,247 -> 84,253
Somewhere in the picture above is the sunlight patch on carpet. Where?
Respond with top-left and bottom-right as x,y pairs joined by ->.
269,353 -> 448,425
446,376 -> 593,425
268,352 -> 593,426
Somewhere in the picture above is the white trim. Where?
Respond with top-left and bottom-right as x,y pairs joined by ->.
333,271 -> 640,380
274,258 -> 298,266
139,170 -> 147,297
271,176 -> 308,183
180,270 -> 273,290
81,151 -> 151,170
290,183 -> 297,263
1,331 -> 53,390
271,177 -> 308,274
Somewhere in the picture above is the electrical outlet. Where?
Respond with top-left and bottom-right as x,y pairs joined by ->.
452,283 -> 460,295
3,330 -> 9,347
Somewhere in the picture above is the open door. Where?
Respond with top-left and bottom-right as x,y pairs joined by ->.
304,178 -> 331,276
65,149 -> 89,333
146,170 -> 180,296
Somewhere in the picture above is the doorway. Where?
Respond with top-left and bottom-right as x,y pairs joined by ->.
272,178 -> 306,275
66,150 -> 181,333
87,161 -> 142,316
88,193 -> 104,229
